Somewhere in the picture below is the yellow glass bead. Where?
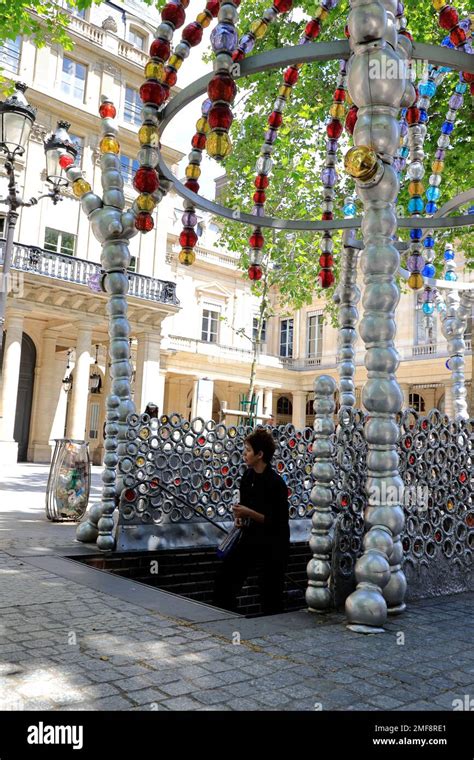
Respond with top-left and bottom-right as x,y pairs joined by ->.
144,60 -> 165,81
139,427 -> 149,440
408,273 -> 424,290
330,103 -> 345,119
446,499 -> 454,512
169,54 -> 183,70
315,7 -> 329,21
432,160 -> 444,174
197,11 -> 211,28
136,193 -> 156,212
408,181 -> 424,196
99,136 -> 120,154
185,164 -> 201,179
136,456 -> 146,467
346,92 -> 353,106
344,146 -> 378,181
196,116 -> 210,134
279,85 -> 292,99
138,124 -> 160,147
206,131 -> 232,160
72,178 -> 91,197
432,0 -> 447,10
179,249 -> 196,266
250,19 -> 268,39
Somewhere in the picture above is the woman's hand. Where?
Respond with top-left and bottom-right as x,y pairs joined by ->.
232,505 -> 252,520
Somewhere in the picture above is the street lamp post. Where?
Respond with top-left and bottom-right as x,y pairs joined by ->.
0,83 -> 77,353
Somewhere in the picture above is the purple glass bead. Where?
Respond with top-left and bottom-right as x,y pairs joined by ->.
253,205 -> 265,217
461,42 -> 472,54
239,33 -> 255,55
423,288 -> 434,302
407,254 -> 425,272
435,149 -> 445,160
88,272 -> 102,293
449,93 -> 463,110
400,122 -> 408,137
211,23 -> 238,54
201,98 -> 212,116
326,139 -> 338,153
322,0 -> 338,9
264,128 -> 278,144
299,35 -> 310,45
182,211 -> 197,227
459,19 -> 471,32
321,167 -> 337,187
339,60 -> 347,73
397,1 -> 404,15
398,158 -> 407,171
393,158 -> 402,173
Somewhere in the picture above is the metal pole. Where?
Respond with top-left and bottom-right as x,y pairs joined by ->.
0,162 -> 20,357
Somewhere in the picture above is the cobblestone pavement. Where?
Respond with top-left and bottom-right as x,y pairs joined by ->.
0,465 -> 473,712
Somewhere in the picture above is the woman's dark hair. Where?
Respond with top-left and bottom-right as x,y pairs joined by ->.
245,429 -> 276,464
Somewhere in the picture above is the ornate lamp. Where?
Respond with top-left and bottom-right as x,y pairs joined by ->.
0,82 -> 36,158
44,120 -> 78,191
62,350 -> 73,393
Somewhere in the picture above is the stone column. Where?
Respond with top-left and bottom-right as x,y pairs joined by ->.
292,390 -> 307,430
254,386 -> 264,419
134,330 -> 161,413
30,329 -> 59,462
0,310 -> 24,463
196,377 -> 214,421
263,387 -> 273,418
190,376 -> 199,418
67,326 -> 92,440
444,383 -> 454,419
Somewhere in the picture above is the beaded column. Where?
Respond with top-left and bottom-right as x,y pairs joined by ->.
343,0 -> 413,632
306,375 -> 337,612
69,97 -> 136,549
335,225 -> 360,410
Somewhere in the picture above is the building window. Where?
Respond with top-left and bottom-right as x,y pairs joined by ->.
202,309 -> 219,343
279,318 -> 293,358
124,86 -> 142,126
415,293 -> 436,345
306,398 -> 314,416
44,228 -> 76,257
0,36 -> 21,74
0,216 -> 5,238
277,396 -> 292,416
409,393 -> 425,413
128,256 -> 137,273
120,154 -> 139,185
89,403 -> 100,439
66,2 -> 85,18
252,316 -> 267,343
69,133 -> 84,166
61,56 -> 87,102
129,28 -> 146,50
307,314 -> 323,357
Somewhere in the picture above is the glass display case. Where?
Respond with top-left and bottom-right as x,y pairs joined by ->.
46,439 -> 91,521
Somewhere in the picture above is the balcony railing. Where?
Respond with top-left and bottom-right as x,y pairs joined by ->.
412,339 -> 471,358
0,240 -> 179,307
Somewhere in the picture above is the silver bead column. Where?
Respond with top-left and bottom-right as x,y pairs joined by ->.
306,375 -> 336,612
335,228 -> 360,409
436,289 -> 469,422
344,0 -> 411,631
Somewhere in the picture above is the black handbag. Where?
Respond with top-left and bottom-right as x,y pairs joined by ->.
216,525 -> 242,560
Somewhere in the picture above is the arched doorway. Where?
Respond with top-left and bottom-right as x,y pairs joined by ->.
14,333 -> 36,461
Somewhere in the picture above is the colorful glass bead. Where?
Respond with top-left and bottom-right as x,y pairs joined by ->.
133,167 -> 159,194
422,263 -> 436,278
408,273 -> 424,290
305,19 -> 321,38
248,265 -> 263,281
206,131 -> 232,160
426,186 -> 441,201
138,125 -> 160,147
192,133 -> 207,150
59,154 -> 74,169
408,197 -> 424,213
425,201 -> 437,214
136,194 -> 156,212
407,254 -> 425,271
135,212 -> 154,232
149,39 -> 170,61
318,269 -> 335,288
268,111 -> 283,129
182,22 -> 204,46
179,249 -> 196,266
284,67 -> 299,85
250,20 -> 268,39
208,74 -> 237,103
163,68 -> 178,87
180,228 -> 198,248
249,231 -> 264,249
210,23 -> 238,53
99,102 -> 116,118
72,179 -> 91,197
144,60 -> 165,80
406,107 -> 420,124
196,116 -> 210,134
319,254 -> 334,268
450,27 -> 466,46
327,119 -> 343,139
439,7 -> 459,29
445,270 -> 457,281
444,249 -> 455,260
182,211 -> 197,227
140,81 -> 168,105
274,0 -> 293,11
255,174 -> 269,190
185,179 -> 199,192
345,106 -> 358,134
161,3 -> 186,28
185,164 -> 201,180
208,104 -> 233,130
422,302 -> 434,314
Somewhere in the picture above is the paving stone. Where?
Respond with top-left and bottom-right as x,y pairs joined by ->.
367,694 -> 406,710
160,696 -> 202,710
127,688 -> 168,706
158,680 -> 197,697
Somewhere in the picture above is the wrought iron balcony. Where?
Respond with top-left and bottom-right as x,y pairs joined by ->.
0,239 -> 180,307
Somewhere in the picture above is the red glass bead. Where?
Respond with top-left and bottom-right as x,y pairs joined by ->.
459,471 -> 467,483
470,82 -> 474,97
207,74 -> 237,103
305,19 -> 321,39
59,153 -> 74,169
439,7 -> 459,29
125,489 -> 136,502
99,102 -> 116,119
404,436 -> 412,449
150,38 -> 170,61
334,87 -> 346,102
341,496 -> 349,507
462,71 -> 474,83
182,21 -> 203,46
162,67 -> 178,87
319,254 -> 333,268
268,110 -> 283,129
208,103 -> 233,130
133,167 -> 159,194
450,27 -> 466,46
198,436 -> 206,445
434,530 -> 442,543
232,49 -> 245,62
322,212 -> 333,221
135,212 -> 154,232
274,0 -> 293,12
345,106 -> 358,135
253,190 -> 266,204
399,29 -> 413,41
255,174 -> 269,190
406,106 -> 420,124
161,3 -> 186,29
140,81 -> 168,105
318,269 -> 335,288
180,228 -> 198,248
185,179 -> 200,192
192,133 -> 207,149
282,69 -> 298,91
248,265 -> 263,281
249,230 -> 264,249
327,119 -> 343,139
206,0 -> 220,16
344,24 -> 350,38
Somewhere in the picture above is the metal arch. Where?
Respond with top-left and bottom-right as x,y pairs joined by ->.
157,40 -> 474,232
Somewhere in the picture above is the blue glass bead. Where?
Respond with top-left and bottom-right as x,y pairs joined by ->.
437,302 -> 446,313
426,201 -> 438,214
343,203 -> 356,217
239,34 -> 255,55
422,264 -> 436,278
469,206 -> 474,215
401,146 -> 409,158
410,228 -> 422,240
441,121 -> 454,135
455,82 -> 467,93
445,359 -> 451,370
424,235 -> 435,247
419,81 -> 436,98
445,271 -> 457,281
439,66 -> 452,73
426,186 -> 440,201
442,35 -> 454,48
401,108 -> 407,117
444,250 -> 455,261
422,303 -> 434,314
321,167 -> 337,187
210,23 -> 238,54
408,197 -> 424,213
419,109 -> 428,123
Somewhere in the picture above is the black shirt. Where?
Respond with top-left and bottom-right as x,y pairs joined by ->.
239,465 -> 290,545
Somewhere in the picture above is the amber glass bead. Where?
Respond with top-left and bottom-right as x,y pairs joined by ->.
432,0 -> 447,9
314,7 -> 328,21
432,160 -> 444,173
196,116 -> 210,134
144,60 -> 164,80
138,125 -> 160,147
250,20 -> 268,39
72,179 -> 91,197
179,249 -> 196,266
330,103 -> 345,119
185,164 -> 201,180
408,181 -> 424,196
344,146 -> 378,180
197,12 -> 211,28
206,131 -> 232,160
136,193 -> 156,212
408,273 -> 424,290
278,85 -> 292,99
168,54 -> 183,70
99,136 -> 120,154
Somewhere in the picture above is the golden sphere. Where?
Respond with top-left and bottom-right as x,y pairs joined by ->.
432,160 -> 444,174
330,103 -> 345,120
344,146 -> 378,181
408,181 -> 424,196
99,136 -> 120,154
178,249 -> 196,266
72,179 -> 92,197
139,125 -> 160,147
195,116 -> 210,134
250,20 -> 268,39
185,164 -> 201,180
278,85 -> 292,99
136,193 -> 156,212
144,60 -> 164,81
408,273 -> 424,290
197,11 -> 211,27
432,0 -> 446,9
168,55 -> 183,70
206,131 -> 232,161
